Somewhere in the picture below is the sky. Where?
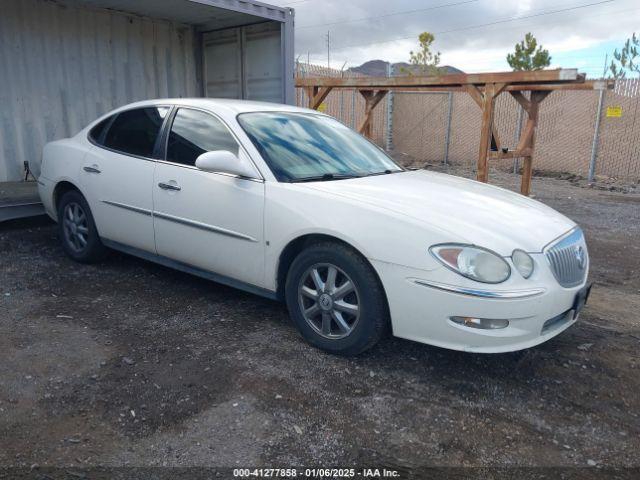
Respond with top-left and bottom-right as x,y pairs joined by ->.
267,0 -> 640,77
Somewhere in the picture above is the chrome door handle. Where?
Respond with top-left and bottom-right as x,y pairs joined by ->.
158,182 -> 181,191
83,166 -> 101,174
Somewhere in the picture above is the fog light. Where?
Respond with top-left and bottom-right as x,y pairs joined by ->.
450,316 -> 510,330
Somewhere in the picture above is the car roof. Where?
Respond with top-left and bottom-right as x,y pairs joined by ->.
115,98 -> 317,116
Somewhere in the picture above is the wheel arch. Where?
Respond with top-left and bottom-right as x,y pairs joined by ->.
52,180 -> 86,220
275,233 -> 388,307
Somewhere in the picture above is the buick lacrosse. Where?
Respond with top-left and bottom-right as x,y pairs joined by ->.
38,99 -> 591,355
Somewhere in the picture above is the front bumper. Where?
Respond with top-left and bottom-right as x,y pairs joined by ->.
372,259 -> 587,353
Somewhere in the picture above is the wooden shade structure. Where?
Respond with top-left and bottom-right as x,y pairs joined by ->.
297,69 -> 614,195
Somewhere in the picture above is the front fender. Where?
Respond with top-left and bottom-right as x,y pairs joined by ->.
264,183 -> 453,291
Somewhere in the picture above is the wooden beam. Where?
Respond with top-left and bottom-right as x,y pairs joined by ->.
382,80 -> 613,94
467,84 -> 503,153
516,120 -> 536,151
489,83 -> 507,151
503,79 -> 613,92
518,91 -> 551,195
509,91 -> 532,114
492,82 -> 508,97
357,90 -> 388,138
477,83 -> 499,183
465,85 -> 484,107
296,69 -> 581,89
381,86 -> 467,93
307,86 -> 333,110
489,148 -> 533,159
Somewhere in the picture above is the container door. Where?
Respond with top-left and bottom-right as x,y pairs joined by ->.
203,28 -> 242,99
203,22 -> 283,103
243,22 -> 283,103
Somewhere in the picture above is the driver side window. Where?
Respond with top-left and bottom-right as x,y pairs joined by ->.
166,108 -> 239,167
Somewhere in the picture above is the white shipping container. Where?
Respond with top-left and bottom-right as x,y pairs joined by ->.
0,0 -> 295,183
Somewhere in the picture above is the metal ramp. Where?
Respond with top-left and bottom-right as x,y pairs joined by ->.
0,182 -> 45,222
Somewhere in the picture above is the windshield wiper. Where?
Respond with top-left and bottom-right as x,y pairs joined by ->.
364,169 -> 403,177
290,173 -> 363,183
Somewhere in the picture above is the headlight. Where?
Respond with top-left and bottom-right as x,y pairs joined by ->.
430,244 -> 511,284
512,249 -> 534,279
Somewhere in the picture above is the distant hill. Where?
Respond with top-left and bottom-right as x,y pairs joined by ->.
347,60 -> 463,76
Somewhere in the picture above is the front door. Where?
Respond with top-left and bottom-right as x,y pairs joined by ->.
152,107 -> 265,287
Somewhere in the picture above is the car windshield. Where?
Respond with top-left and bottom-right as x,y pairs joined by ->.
237,112 -> 403,182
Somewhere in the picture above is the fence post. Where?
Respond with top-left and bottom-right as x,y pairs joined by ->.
443,92 -> 453,165
299,61 -> 307,106
340,68 -> 345,123
385,63 -> 394,151
514,105 -> 524,173
351,88 -> 356,129
588,88 -> 606,183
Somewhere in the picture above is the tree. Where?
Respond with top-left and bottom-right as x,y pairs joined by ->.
406,32 -> 441,75
609,33 -> 639,79
506,33 -> 551,71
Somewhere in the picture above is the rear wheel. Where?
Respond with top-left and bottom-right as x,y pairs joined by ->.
57,190 -> 106,263
285,242 -> 388,355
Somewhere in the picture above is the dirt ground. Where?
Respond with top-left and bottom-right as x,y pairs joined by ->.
1,168 -> 639,478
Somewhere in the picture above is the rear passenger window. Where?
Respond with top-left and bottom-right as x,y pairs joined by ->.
103,107 -> 169,158
89,117 -> 112,144
166,108 -> 239,167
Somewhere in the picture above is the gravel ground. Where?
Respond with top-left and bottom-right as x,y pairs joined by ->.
1,169 -> 639,478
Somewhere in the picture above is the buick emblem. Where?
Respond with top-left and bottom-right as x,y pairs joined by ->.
319,293 -> 333,311
574,246 -> 586,270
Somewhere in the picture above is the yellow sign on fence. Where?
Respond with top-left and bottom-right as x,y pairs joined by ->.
606,106 -> 622,118
317,103 -> 327,113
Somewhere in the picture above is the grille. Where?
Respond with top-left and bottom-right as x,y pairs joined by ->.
544,228 -> 588,288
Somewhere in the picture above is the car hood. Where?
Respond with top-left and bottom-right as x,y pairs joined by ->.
302,170 -> 575,255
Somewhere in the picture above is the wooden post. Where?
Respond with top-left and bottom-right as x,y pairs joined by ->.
474,83 -> 505,183
513,91 -> 550,195
357,89 -> 388,138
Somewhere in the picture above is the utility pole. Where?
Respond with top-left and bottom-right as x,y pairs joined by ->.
326,31 -> 331,69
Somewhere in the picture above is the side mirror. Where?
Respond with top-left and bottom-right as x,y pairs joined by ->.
195,150 -> 257,179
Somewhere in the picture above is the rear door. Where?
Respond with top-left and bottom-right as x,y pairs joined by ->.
152,107 -> 265,287
80,106 -> 169,253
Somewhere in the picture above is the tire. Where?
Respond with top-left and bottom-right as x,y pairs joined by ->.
57,189 -> 107,263
285,241 -> 389,355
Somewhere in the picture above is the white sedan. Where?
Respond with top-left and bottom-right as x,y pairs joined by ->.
38,99 -> 591,355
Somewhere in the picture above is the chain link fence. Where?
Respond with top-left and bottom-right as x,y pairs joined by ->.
295,63 -> 640,181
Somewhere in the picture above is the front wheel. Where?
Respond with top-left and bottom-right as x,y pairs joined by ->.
285,242 -> 389,355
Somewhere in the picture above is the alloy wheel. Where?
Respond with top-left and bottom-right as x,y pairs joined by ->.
298,263 -> 361,339
62,202 -> 89,253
